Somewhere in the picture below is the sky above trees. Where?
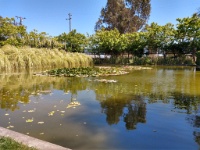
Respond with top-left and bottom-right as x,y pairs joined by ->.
1,0 -> 200,36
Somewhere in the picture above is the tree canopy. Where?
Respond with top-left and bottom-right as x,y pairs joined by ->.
0,11 -> 200,65
57,30 -> 87,52
95,0 -> 151,33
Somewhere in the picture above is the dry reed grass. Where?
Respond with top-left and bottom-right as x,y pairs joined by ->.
0,45 -> 93,72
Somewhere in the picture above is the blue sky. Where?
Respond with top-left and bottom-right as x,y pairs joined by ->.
1,0 -> 200,36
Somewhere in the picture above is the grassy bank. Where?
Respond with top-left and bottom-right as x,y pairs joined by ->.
0,45 -> 93,72
0,137 -> 37,150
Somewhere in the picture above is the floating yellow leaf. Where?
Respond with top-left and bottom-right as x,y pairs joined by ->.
48,111 -> 55,116
28,109 -> 35,113
26,118 -> 34,123
5,113 -> 9,116
60,111 -> 65,113
7,125 -> 14,129
38,122 -> 44,124
66,101 -> 81,109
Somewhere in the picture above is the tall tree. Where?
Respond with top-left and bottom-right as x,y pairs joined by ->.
145,22 -> 175,56
95,0 -> 151,33
176,13 -> 200,62
0,17 -> 27,47
57,30 -> 87,52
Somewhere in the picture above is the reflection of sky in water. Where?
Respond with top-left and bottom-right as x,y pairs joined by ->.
0,66 -> 200,149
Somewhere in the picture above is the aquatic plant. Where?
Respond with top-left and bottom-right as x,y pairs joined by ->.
38,67 -> 130,77
0,45 -> 93,72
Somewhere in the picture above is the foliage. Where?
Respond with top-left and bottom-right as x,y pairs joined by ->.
0,14 -> 200,66
95,0 -> 151,33
44,66 -> 128,77
57,30 -> 87,52
0,17 -> 27,47
131,56 -> 195,66
197,51 -> 200,66
125,32 -> 147,57
0,137 -> 37,150
89,28 -> 123,55
27,30 -> 62,49
176,13 -> 200,61
145,22 -> 175,55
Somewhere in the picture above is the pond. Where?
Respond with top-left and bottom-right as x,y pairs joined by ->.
0,66 -> 200,149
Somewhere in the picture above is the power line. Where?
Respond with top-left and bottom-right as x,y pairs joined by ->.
15,16 -> 26,25
66,13 -> 72,32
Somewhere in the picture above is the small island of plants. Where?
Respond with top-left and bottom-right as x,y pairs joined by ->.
34,66 -> 152,77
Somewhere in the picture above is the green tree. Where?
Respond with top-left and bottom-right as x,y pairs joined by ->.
0,17 -> 27,47
89,28 -> 122,55
176,13 -> 200,62
145,22 -> 176,58
197,51 -> 200,66
96,0 -> 151,33
28,29 -> 40,48
125,32 -> 147,58
57,30 -> 87,52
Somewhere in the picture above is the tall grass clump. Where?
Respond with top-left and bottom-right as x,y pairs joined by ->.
0,45 -> 93,72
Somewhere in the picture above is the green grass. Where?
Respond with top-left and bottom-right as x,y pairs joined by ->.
0,136 -> 37,150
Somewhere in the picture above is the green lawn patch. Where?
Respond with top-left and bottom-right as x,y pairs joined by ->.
0,136 -> 37,150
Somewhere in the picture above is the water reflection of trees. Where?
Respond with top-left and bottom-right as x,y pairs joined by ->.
0,74 -> 89,111
1,69 -> 200,131
124,101 -> 146,130
180,93 -> 200,146
173,92 -> 200,114
188,114 -> 200,146
92,81 -> 146,130
0,88 -> 29,111
100,96 -> 146,130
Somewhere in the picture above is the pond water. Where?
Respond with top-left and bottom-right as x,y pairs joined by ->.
0,66 -> 200,149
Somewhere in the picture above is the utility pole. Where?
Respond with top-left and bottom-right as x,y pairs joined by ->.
15,16 -> 26,25
66,13 -> 72,32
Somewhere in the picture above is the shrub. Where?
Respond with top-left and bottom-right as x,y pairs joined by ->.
196,51 -> 200,66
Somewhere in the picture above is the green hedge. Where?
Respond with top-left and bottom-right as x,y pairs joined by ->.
196,51 -> 200,66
